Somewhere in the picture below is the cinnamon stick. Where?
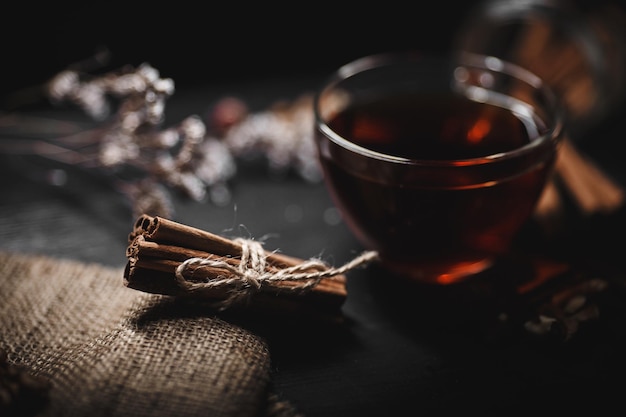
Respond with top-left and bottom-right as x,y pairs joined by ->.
512,21 -> 625,219
554,138 -> 624,214
534,137 -> 624,223
123,215 -> 364,318
126,234 -> 347,296
534,178 -> 563,224
130,214 -> 312,270
123,262 -> 347,321
514,18 -> 595,118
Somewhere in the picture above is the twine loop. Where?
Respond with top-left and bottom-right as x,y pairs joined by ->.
174,238 -> 378,309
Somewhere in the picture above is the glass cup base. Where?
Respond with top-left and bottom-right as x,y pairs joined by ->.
381,257 -> 494,286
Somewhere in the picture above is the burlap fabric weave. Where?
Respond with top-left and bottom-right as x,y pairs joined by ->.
0,251 -> 298,417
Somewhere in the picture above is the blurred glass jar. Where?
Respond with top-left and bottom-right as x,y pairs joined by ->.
456,0 -> 626,140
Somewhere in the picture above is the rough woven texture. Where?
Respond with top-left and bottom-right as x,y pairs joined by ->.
0,251 -> 277,417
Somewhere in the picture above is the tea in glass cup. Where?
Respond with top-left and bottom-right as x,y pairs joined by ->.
313,52 -> 564,285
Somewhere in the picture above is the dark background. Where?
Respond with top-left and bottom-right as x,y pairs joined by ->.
4,0 -> 626,109
1,2 -> 478,102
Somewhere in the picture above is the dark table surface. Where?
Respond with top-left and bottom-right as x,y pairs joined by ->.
2,65 -> 626,416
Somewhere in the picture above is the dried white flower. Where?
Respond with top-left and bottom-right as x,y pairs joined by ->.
99,130 -> 140,167
221,95 -> 321,182
74,82 -> 109,120
137,63 -> 160,84
172,171 -> 207,201
47,70 -> 80,102
120,111 -> 142,132
180,115 -> 206,142
107,73 -> 147,96
194,137 -> 237,185
148,129 -> 180,148
153,78 -> 175,96
145,97 -> 166,125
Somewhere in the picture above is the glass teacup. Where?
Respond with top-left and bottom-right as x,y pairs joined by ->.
313,52 -> 564,285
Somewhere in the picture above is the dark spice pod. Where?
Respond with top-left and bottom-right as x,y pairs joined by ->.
0,348 -> 51,417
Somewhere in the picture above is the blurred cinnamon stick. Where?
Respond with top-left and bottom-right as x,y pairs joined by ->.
555,138 -> 624,214
512,20 -> 625,219
535,138 -> 625,220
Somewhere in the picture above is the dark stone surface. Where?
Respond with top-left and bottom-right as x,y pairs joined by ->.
2,75 -> 626,415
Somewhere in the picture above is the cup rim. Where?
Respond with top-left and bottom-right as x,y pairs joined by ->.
313,51 -> 565,167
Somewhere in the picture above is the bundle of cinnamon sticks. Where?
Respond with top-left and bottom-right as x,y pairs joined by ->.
123,214 -> 371,319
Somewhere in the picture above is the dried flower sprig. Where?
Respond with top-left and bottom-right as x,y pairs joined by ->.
1,59 -> 322,219
45,62 -> 239,211
47,62 -> 174,122
216,94 -> 322,183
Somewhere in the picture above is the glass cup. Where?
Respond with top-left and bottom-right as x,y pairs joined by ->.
313,52 -> 564,285
455,0 -> 626,139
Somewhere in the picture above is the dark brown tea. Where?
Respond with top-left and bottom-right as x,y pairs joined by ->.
316,91 -> 558,284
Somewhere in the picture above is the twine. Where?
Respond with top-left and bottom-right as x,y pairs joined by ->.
174,238 -> 379,309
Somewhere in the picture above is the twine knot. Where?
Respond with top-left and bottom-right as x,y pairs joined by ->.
174,238 -> 378,310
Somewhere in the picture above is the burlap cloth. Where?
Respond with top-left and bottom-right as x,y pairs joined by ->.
0,251 -> 302,417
